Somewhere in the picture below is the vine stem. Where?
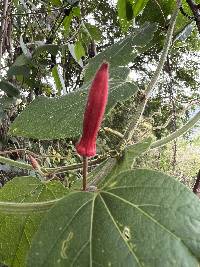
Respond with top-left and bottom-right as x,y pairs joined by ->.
150,110 -> 200,149
122,0 -> 182,145
82,156 -> 88,191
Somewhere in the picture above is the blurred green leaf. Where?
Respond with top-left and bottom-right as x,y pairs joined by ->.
133,0 -> 149,17
117,0 -> 134,31
33,44 -> 59,57
84,23 -> 102,41
0,81 -> 20,97
52,65 -> 66,95
74,40 -> 85,61
50,0 -> 62,6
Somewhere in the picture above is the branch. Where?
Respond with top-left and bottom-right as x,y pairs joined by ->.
150,110 -> 200,149
122,0 -> 182,145
186,0 -> 200,34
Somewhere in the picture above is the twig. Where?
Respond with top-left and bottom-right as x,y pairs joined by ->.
103,127 -> 124,139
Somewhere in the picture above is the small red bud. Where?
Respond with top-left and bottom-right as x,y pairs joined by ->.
29,155 -> 40,170
76,62 -> 109,157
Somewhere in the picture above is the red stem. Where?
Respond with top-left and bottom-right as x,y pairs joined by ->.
82,156 -> 88,191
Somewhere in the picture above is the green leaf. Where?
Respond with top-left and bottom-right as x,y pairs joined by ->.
122,137 -> 153,169
63,13 -> 73,33
72,6 -> 81,17
117,0 -> 133,31
74,40 -> 85,61
33,44 -> 59,57
7,54 -> 32,78
133,0 -> 149,17
0,176 -> 68,267
8,65 -> 30,78
50,0 -> 62,7
27,169 -> 200,266
99,137 -> 153,187
85,22 -> 158,81
84,23 -> 102,41
68,43 -> 83,67
0,96 -> 16,111
9,67 -> 138,139
52,65 -> 66,96
0,80 -> 20,97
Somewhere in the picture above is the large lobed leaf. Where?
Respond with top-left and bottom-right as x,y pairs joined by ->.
0,176 -> 68,267
9,67 -> 138,139
27,169 -> 200,266
85,22 -> 157,81
9,23 -> 158,140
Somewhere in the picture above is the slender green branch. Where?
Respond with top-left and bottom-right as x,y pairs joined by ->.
150,110 -> 200,149
0,154 -> 107,175
0,198 -> 64,214
122,0 -> 182,145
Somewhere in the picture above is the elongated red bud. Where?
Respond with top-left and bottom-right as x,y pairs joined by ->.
76,62 -> 109,157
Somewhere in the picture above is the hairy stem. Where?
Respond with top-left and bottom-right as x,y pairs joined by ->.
150,110 -> 200,149
122,0 -> 182,145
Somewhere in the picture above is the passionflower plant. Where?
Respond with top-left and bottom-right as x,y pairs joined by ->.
76,62 -> 109,158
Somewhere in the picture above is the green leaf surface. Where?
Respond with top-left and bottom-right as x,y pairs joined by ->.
117,0 -> 133,31
74,40 -> 85,61
27,169 -> 200,266
84,23 -> 102,41
0,80 -> 20,97
63,13 -> 73,33
10,67 -> 138,139
33,44 -> 59,57
99,137 -> 153,188
0,96 -> 16,111
133,0 -> 149,17
7,65 -> 30,78
85,22 -> 158,81
52,65 -> 63,95
0,176 -> 68,267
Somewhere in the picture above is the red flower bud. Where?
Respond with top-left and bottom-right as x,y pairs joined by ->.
76,62 -> 109,157
29,155 -> 40,170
